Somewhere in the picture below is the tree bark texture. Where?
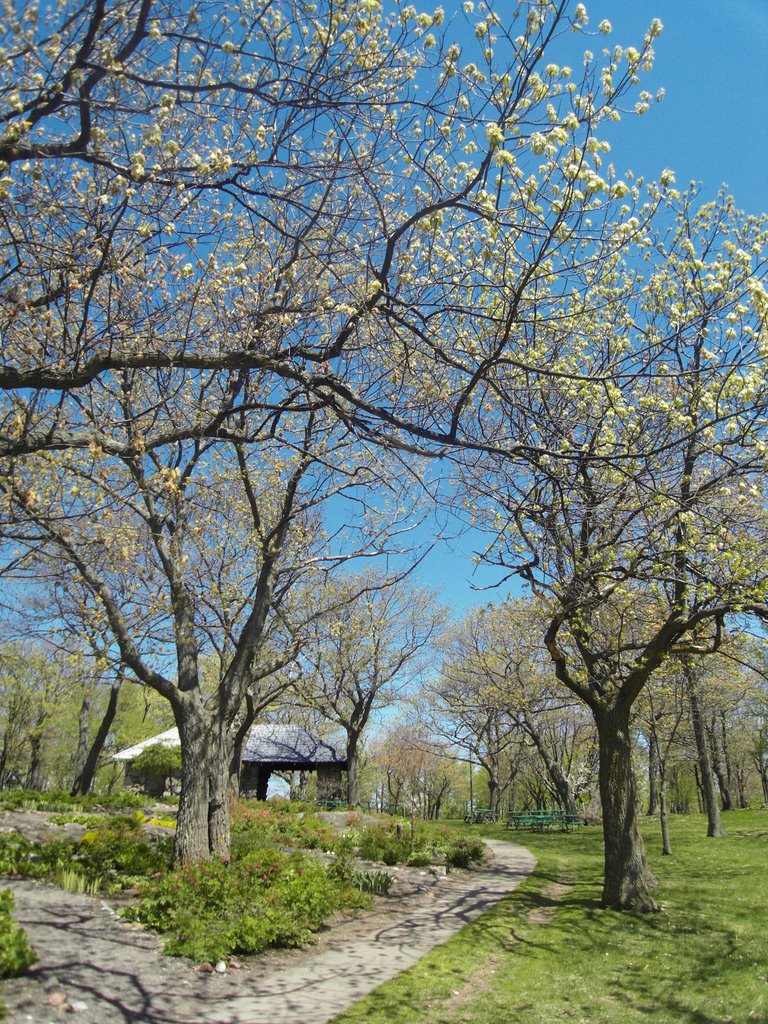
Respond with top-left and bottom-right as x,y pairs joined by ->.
173,708 -> 213,864
595,704 -> 659,911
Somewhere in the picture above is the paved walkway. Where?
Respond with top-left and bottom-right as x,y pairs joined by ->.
3,840 -> 535,1024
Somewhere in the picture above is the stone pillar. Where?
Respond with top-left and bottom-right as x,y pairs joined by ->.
317,766 -> 344,803
240,763 -> 262,800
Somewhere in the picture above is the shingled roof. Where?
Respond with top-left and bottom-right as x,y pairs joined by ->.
113,724 -> 346,769
242,724 -> 346,768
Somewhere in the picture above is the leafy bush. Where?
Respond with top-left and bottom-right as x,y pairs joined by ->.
124,849 -> 358,961
0,891 -> 35,978
0,817 -> 171,891
444,837 -> 485,869
131,744 -> 182,777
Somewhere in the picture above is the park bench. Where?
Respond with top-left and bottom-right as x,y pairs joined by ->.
505,810 -> 584,832
318,798 -> 347,810
463,807 -> 497,824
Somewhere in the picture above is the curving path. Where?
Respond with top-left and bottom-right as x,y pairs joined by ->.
3,840 -> 535,1024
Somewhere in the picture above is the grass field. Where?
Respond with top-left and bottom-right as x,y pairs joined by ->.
331,809 -> 767,1024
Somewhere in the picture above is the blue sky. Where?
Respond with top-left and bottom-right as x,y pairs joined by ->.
420,0 -> 768,616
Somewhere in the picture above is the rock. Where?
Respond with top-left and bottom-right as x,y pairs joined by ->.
69,1000 -> 89,1012
214,960 -> 227,974
47,990 -> 71,1008
194,962 -> 214,973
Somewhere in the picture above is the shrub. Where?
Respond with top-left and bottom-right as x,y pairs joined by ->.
444,837 -> 485,869
124,850 -> 361,961
0,891 -> 35,978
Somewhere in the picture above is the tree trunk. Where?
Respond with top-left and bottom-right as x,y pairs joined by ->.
525,722 -> 580,815
658,773 -> 672,855
71,690 -> 92,794
684,666 -> 724,837
173,706 -> 213,864
488,774 -> 501,816
71,678 -> 121,797
346,734 -> 361,807
26,729 -> 45,791
208,732 -> 232,861
594,703 -> 658,911
646,738 -> 658,815
706,715 -> 732,811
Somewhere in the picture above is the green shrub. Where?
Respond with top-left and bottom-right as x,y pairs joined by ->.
124,850 -> 358,961
0,891 -> 35,978
0,818 -> 170,892
406,851 -> 433,867
131,743 -> 182,777
444,837 -> 485,869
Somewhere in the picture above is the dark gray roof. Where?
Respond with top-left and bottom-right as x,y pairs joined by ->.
241,724 -> 346,767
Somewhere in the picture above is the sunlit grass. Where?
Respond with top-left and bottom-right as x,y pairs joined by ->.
331,809 -> 768,1024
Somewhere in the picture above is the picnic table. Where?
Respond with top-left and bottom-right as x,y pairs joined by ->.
464,807 -> 498,824
505,809 -> 584,832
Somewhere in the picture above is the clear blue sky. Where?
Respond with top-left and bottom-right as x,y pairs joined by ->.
421,0 -> 768,617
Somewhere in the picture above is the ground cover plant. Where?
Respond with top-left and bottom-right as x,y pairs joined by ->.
0,890 -> 35,1020
0,795 -> 485,963
330,810 -> 767,1024
0,790 -> 147,813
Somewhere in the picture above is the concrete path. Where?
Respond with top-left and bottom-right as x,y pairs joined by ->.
3,840 -> 535,1024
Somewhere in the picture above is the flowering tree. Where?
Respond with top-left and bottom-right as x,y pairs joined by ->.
1,391 -> 424,859
0,0 -> 678,871
0,0 -> 666,460
462,193 -> 768,909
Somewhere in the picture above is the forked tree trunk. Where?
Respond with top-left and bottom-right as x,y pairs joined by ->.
208,730 -> 233,861
594,703 -> 658,911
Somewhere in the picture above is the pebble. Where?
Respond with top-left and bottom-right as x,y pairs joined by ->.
214,960 -> 227,974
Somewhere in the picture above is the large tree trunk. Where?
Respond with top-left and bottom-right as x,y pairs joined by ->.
173,706 -> 213,864
208,727 -> 233,861
594,703 -> 658,911
684,665 -> 724,837
71,678 -> 121,797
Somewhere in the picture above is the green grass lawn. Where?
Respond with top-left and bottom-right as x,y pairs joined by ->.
331,809 -> 768,1024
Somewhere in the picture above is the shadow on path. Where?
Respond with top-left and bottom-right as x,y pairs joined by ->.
3,840 -> 535,1024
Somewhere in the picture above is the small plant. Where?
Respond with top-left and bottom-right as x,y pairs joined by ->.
355,869 -> 393,896
0,891 -> 35,978
444,837 -> 485,869
55,867 -> 101,896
